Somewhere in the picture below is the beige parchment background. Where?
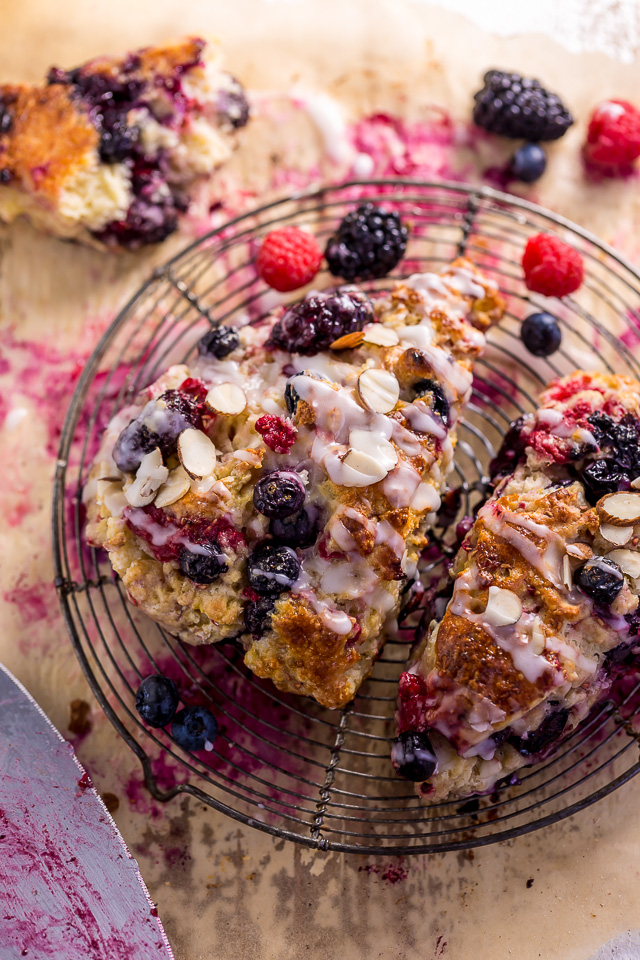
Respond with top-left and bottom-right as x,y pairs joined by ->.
2,2 -> 640,958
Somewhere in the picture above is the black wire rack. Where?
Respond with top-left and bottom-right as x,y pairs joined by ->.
52,179 -> 640,855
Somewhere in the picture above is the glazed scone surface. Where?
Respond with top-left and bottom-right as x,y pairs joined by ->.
86,258 -> 504,708
394,371 -> 640,800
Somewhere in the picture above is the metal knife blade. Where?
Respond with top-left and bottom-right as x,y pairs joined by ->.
0,664 -> 175,960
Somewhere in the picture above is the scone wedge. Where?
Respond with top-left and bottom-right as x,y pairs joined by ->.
86,258 -> 505,708
393,371 -> 640,800
0,37 -> 248,248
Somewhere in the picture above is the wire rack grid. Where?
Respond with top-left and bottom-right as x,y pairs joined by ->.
52,178 -> 640,855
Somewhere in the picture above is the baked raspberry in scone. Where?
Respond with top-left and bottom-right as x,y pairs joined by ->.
85,258 -> 505,708
0,38 -> 249,248
393,371 -> 640,800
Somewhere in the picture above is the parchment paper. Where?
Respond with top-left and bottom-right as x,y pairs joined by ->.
2,2 -> 640,958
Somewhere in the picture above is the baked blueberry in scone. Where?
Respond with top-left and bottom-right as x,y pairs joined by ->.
85,258 -> 505,709
393,371 -> 640,800
0,38 -> 249,248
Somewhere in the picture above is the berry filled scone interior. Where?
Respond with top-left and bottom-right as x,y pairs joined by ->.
0,37 -> 249,249
85,257 -> 505,709
393,371 -> 640,801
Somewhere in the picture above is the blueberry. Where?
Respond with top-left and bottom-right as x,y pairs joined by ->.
113,391 -> 202,472
510,143 -> 547,183
113,418 -> 159,472
197,325 -> 240,360
412,378 -> 450,426
391,730 -> 437,781
507,707 -> 569,757
171,705 -> 219,751
574,556 -> 624,606
247,544 -> 300,595
0,105 -> 12,135
179,543 -> 227,584
98,107 -> 140,162
135,675 -> 179,727
216,75 -> 250,129
254,471 -> 305,519
521,312 -> 562,357
270,509 -> 317,547
244,596 -> 276,638
581,458 -> 629,504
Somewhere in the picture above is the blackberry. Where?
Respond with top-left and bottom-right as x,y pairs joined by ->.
135,675 -> 179,727
267,290 -> 373,356
197,324 -> 239,360
247,544 -> 300,595
574,557 -> 624,607
473,70 -> 574,141
507,707 -> 569,757
253,471 -> 306,519
391,731 -> 437,781
179,543 -> 227,584
581,459 -> 628,504
412,378 -> 450,426
244,596 -> 276,638
325,204 -> 408,281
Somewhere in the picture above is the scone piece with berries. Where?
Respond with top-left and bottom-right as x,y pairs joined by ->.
393,371 -> 640,801
86,258 -> 505,709
0,37 -> 249,249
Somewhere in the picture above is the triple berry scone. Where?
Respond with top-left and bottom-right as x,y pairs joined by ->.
0,38 -> 249,249
393,371 -> 640,800
85,258 -> 504,709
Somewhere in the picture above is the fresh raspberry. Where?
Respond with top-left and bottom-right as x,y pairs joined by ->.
583,100 -> 640,173
255,414 -> 297,453
522,233 -> 584,297
256,227 -> 323,292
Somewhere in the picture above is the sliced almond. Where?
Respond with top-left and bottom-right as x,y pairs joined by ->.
330,331 -> 365,350
98,480 -> 128,518
631,477 -> 640,490
606,548 -> 640,579
348,429 -> 398,471
177,428 -> 217,480
483,586 -> 522,627
530,620 -> 546,655
357,368 -> 400,414
155,466 -> 191,508
340,448 -> 389,486
362,324 -> 400,347
597,491 -> 640,526
600,523 -> 634,546
566,543 -> 593,560
124,447 -> 168,508
205,382 -> 247,416
562,554 -> 573,590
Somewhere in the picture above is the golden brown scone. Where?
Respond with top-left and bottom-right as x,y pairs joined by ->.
85,258 -> 505,708
394,370 -> 640,800
0,38 -> 249,248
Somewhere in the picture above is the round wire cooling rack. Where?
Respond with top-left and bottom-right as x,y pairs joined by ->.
53,178 -> 640,856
